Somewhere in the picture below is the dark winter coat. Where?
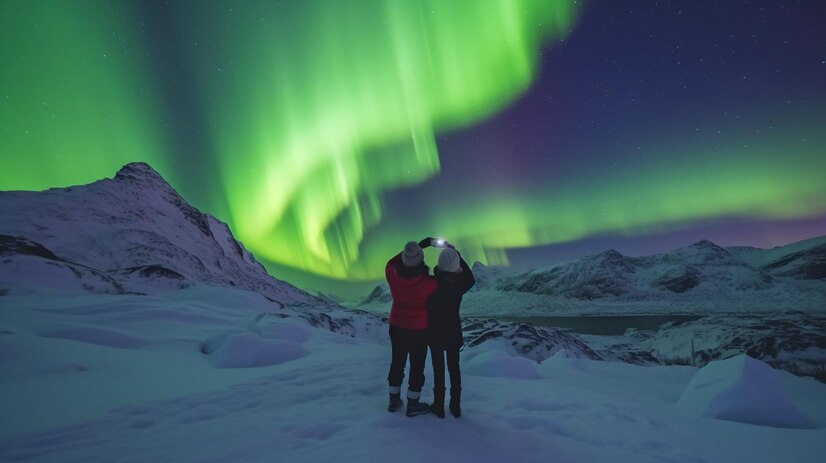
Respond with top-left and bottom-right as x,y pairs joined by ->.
386,253 -> 437,330
427,255 -> 475,349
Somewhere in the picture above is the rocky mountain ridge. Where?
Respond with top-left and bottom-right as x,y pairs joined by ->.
493,237 -> 825,303
0,162 -> 318,304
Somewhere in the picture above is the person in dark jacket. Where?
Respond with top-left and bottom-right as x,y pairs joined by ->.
426,242 -> 475,418
385,240 -> 438,417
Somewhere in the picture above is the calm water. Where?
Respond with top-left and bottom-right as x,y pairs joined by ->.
489,315 -> 704,336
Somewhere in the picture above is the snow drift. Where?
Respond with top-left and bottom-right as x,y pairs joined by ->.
677,354 -> 813,428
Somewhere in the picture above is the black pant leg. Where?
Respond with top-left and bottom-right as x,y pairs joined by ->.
430,345 -> 446,390
446,345 -> 461,390
387,326 -> 408,387
407,330 -> 428,392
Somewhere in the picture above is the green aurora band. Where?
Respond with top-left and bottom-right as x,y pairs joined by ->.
185,0 -> 579,279
362,117 -> 826,272
2,1 -> 826,282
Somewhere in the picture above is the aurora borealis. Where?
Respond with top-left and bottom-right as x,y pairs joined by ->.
2,1 -> 825,292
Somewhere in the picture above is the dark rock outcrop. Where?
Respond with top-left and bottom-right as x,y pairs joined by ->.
462,318 -> 602,362
651,266 -> 701,293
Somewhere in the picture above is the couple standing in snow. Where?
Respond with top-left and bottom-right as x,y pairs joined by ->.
385,238 -> 475,418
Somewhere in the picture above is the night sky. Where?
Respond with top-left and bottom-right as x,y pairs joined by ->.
2,0 -> 825,296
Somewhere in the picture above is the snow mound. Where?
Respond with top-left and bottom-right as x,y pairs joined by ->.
203,331 -> 307,369
463,348 -> 540,379
677,354 -> 813,428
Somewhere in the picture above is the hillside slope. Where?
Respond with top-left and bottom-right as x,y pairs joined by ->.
0,162 -> 317,304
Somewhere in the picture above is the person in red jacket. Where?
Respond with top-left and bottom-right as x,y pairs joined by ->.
386,239 -> 437,417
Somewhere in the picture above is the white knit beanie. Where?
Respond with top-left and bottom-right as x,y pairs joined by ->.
438,248 -> 461,273
402,241 -> 423,267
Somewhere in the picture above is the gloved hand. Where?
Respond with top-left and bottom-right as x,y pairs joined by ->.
418,237 -> 435,248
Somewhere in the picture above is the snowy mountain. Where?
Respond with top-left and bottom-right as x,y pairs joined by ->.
359,281 -> 391,305
0,162 -> 318,304
728,235 -> 826,280
469,260 -> 505,291
494,238 -> 825,306
357,237 -> 825,315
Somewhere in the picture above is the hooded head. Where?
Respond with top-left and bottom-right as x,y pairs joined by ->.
401,241 -> 424,267
438,248 -> 461,273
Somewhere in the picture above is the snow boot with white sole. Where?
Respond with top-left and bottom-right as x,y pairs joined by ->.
406,398 -> 431,417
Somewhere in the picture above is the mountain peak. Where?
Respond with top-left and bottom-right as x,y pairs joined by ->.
691,239 -> 719,248
686,239 -> 729,254
114,162 -> 167,184
594,249 -> 625,260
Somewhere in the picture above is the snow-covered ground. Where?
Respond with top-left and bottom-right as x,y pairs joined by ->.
2,287 -> 826,462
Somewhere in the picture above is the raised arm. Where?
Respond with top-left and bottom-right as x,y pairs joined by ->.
457,254 -> 475,294
418,237 -> 434,249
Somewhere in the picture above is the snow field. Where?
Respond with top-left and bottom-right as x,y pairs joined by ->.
2,287 -> 826,462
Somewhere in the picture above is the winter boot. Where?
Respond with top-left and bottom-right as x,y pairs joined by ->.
430,388 -> 446,418
449,387 -> 462,418
388,392 -> 403,412
406,392 -> 431,417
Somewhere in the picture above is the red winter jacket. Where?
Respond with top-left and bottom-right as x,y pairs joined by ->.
386,253 -> 437,330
